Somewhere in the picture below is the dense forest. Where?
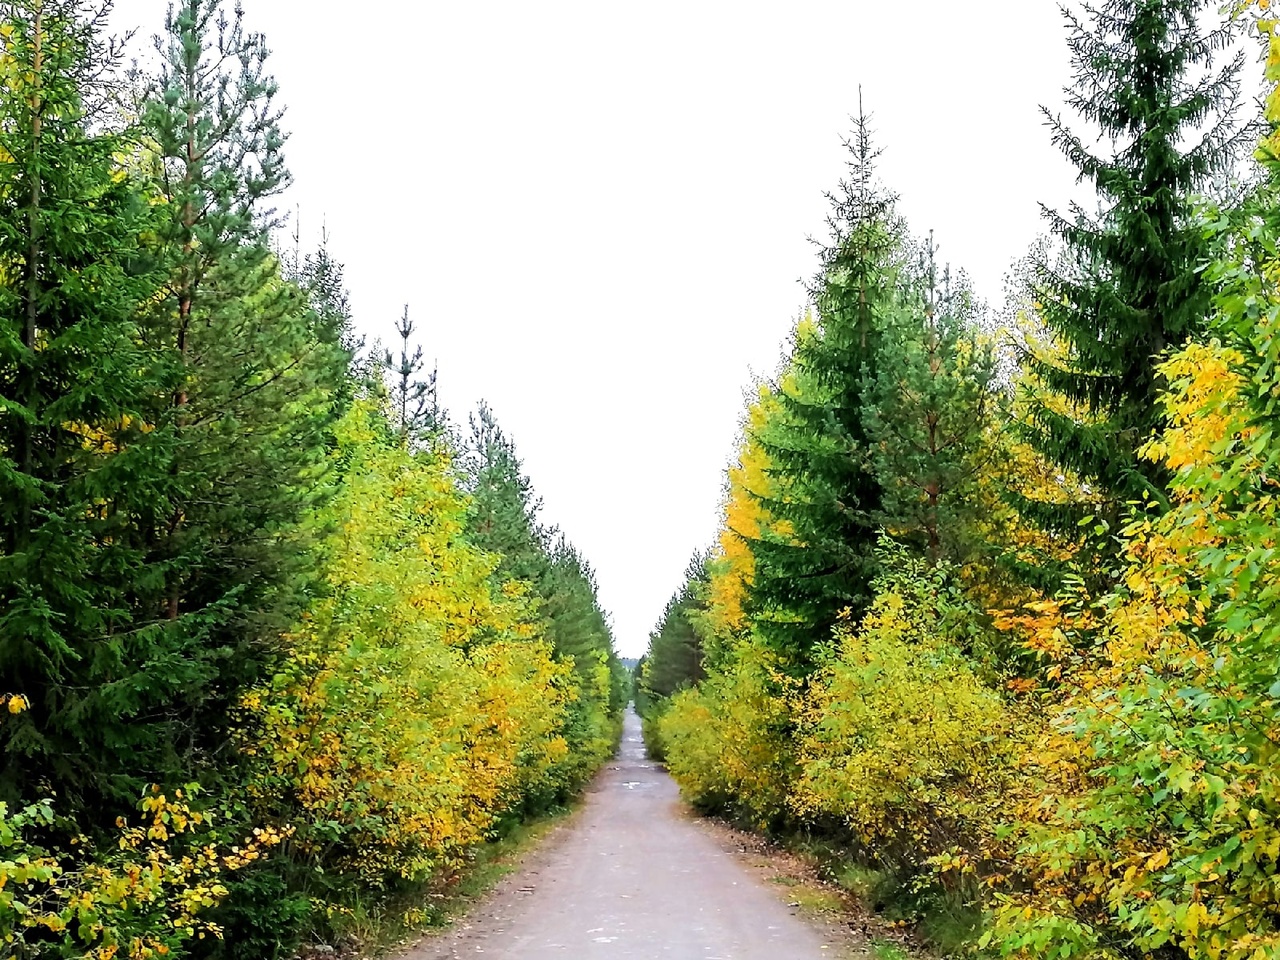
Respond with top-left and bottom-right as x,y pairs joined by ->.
638,1 -> 1280,958
0,1 -> 626,957
8,0 -> 1280,957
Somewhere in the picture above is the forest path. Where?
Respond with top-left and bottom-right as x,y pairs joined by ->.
406,708 -> 848,960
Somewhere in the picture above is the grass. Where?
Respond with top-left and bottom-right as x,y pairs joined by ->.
780,836 -> 985,956
871,940 -> 913,960
324,805 -> 575,958
916,897 -> 983,955
787,883 -> 846,914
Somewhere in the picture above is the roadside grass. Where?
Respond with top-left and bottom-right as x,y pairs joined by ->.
323,806 -> 575,958
872,939 -> 913,960
785,837 -> 983,957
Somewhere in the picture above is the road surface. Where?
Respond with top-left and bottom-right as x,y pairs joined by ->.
407,708 -> 844,960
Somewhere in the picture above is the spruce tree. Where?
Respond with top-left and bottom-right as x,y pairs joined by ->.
749,106 -> 905,673
1024,0 -> 1246,524
543,536 -> 626,713
639,554 -> 710,701
459,406 -> 623,714
295,229 -> 359,371
0,0 -> 184,806
462,402 -> 548,586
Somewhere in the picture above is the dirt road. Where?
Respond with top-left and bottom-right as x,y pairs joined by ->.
407,708 -> 845,960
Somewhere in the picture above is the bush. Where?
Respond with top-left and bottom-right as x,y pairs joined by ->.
793,544 -> 1021,881
658,635 -> 796,828
0,791 -> 285,960
237,405 -> 579,892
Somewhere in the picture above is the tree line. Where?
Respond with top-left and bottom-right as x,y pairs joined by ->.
638,1 -> 1280,957
0,2 -> 626,957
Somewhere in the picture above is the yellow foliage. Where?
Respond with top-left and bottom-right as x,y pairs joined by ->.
0,791 -> 285,960
987,330 -> 1280,954
1142,341 -> 1249,474
794,549 -> 1024,881
240,402 -> 580,887
657,634 -> 796,828
701,383 -> 788,644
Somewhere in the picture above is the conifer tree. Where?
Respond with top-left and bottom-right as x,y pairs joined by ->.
463,402 -> 547,586
749,106 -> 905,672
135,0 -> 348,786
543,536 -> 627,713
868,236 -> 1000,563
1023,0 -> 1246,524
296,230 -> 359,366
639,554 -> 711,702
383,305 -> 439,442
0,0 -> 180,805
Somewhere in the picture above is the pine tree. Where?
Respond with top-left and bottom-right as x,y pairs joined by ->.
749,105 -> 905,673
134,0 -> 348,788
868,235 -> 1000,563
1023,0 -> 1246,525
0,0 -> 185,806
383,305 -> 439,442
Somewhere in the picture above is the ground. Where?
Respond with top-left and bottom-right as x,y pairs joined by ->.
402,709 -> 880,960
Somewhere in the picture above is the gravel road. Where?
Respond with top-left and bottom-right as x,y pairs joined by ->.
406,708 -> 843,960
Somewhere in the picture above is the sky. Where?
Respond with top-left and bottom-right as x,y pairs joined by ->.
107,0 -> 1088,658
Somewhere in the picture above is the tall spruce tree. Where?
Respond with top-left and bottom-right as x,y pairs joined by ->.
0,0 -> 187,806
749,106 -> 905,673
462,402 -> 548,586
1024,0 -> 1246,526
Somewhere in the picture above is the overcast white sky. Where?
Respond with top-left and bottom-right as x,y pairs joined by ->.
108,0 -> 1090,657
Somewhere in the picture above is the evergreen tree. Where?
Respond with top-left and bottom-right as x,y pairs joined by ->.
543,537 -> 612,666
135,0 -> 348,791
296,229 -> 360,368
749,105 -> 905,673
639,554 -> 711,702
462,402 -> 547,585
458,404 -> 623,773
0,0 -> 182,806
543,536 -> 627,714
1022,0 -> 1246,525
382,305 -> 439,443
868,235 -> 1000,563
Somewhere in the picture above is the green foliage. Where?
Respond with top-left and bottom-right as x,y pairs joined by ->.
0,789 -> 289,960
198,867 -> 311,960
135,0 -> 351,805
0,0 -> 188,810
868,240 -> 1002,563
657,633 -> 796,828
638,554 -> 710,704
238,401 -> 581,892
460,403 -> 624,780
747,109 -> 904,674
1020,0 -> 1246,523
0,3 -> 622,957
985,71 -> 1280,953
